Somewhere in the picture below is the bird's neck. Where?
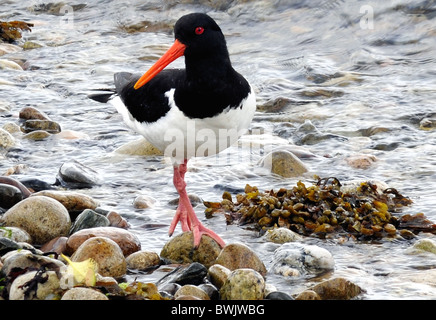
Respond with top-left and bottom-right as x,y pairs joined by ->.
184,51 -> 233,85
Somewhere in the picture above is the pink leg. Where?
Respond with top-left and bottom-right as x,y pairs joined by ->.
169,164 -> 190,236
171,159 -> 225,248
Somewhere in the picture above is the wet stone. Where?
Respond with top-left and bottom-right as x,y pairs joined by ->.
61,287 -> 108,300
114,137 -> 163,156
9,270 -> 60,300
40,236 -> 68,255
22,130 -> 51,140
214,243 -> 267,277
65,226 -> 141,257
56,160 -> 102,188
69,209 -> 110,234
157,262 -> 208,287
19,107 -> 50,121
207,264 -> 231,289
264,227 -> 303,244
0,183 -> 23,209
0,128 -> 15,149
160,231 -> 221,268
0,226 -> 31,243
174,284 -> 210,300
310,277 -> 362,300
2,196 -> 71,245
220,269 -> 265,300
259,149 -> 308,178
126,251 -> 160,270
32,190 -> 99,213
270,242 -> 335,277
265,291 -> 294,300
21,119 -> 61,134
71,236 -> 127,278
295,290 -> 321,300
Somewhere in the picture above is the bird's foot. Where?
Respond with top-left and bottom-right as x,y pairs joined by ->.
168,202 -> 191,236
191,221 -> 226,248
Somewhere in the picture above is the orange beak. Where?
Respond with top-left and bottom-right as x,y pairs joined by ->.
134,39 -> 186,90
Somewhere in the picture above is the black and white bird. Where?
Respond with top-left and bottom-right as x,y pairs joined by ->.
89,13 -> 256,248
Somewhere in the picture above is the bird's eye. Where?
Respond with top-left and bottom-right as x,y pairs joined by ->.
195,26 -> 204,35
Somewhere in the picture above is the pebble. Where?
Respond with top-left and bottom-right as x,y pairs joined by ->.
114,137 -> 163,156
71,236 -> 127,278
65,226 -> 141,257
126,250 -> 160,270
411,238 -> 436,255
106,211 -> 130,228
207,264 -> 231,289
9,270 -> 60,300
160,231 -> 221,268
259,149 -> 308,178
310,277 -> 362,300
295,290 -> 321,300
22,130 -> 52,140
31,190 -> 99,212
0,176 -> 31,198
21,119 -> 61,134
61,287 -> 108,300
214,242 -> 267,277
174,284 -> 210,300
19,106 -> 50,121
265,291 -> 294,300
220,269 -> 265,300
1,196 -> 71,245
0,43 -> 22,56
0,128 -> 15,149
2,122 -> 21,134
56,160 -> 102,188
0,59 -> 23,70
270,242 -> 335,277
264,227 -> 303,243
133,194 -> 157,209
156,262 -> 208,287
40,236 -> 68,254
69,209 -> 110,234
0,226 -> 31,243
345,154 -> 378,169
0,183 -> 23,209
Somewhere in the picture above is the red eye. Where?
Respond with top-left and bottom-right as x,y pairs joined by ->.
195,26 -> 204,35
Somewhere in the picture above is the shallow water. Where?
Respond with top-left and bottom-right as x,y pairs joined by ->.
1,0 -> 436,299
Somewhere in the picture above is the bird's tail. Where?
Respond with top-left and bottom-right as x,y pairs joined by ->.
87,88 -> 116,103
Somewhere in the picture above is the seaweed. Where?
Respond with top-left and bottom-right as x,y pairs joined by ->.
0,20 -> 34,43
204,177 -> 431,240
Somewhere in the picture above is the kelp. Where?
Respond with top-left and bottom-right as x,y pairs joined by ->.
0,20 -> 34,43
205,177 -> 434,240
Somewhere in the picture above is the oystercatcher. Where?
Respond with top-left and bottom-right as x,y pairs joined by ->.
89,13 -> 256,248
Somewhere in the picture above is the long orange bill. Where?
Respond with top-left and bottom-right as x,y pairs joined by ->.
134,39 -> 186,90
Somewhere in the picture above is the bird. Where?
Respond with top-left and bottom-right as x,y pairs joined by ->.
89,13 -> 256,248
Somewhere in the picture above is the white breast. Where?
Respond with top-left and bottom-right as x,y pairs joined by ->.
111,86 -> 256,163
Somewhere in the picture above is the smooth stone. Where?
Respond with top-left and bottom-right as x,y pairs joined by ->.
106,211 -> 130,228
22,41 -> 43,50
160,231 -> 221,268
19,107 -> 51,121
270,242 -> 335,277
156,262 -> 207,287
345,154 -> 378,169
56,160 -> 102,188
259,150 -> 308,178
0,176 -> 31,198
214,243 -> 267,277
174,284 -> 210,300
411,238 -> 436,255
9,270 -> 60,300
71,236 -> 127,278
295,290 -> 321,300
40,236 -> 68,254
69,209 -> 110,234
22,119 -> 61,134
114,137 -> 163,156
19,177 -> 54,192
310,277 -> 362,300
0,43 -> 22,56
1,250 -> 64,279
158,283 -> 181,296
126,251 -> 160,270
220,269 -> 265,300
0,59 -> 23,70
265,291 -> 294,300
0,226 -> 31,243
61,287 -> 108,300
66,226 -> 141,257
2,196 -> 71,245
0,183 -> 23,209
133,194 -> 156,209
264,227 -> 303,243
22,130 -> 52,140
0,128 -> 15,149
198,283 -> 219,300
207,264 -> 231,289
32,190 -> 99,212
2,122 -> 21,134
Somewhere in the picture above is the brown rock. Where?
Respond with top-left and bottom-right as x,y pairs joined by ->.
174,285 -> 210,300
160,231 -> 221,268
71,236 -> 127,278
214,243 -> 267,277
31,190 -> 99,212
126,251 -> 160,270
40,236 -> 68,254
311,277 -> 362,300
66,226 -> 141,257
19,106 -> 50,121
295,290 -> 321,300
